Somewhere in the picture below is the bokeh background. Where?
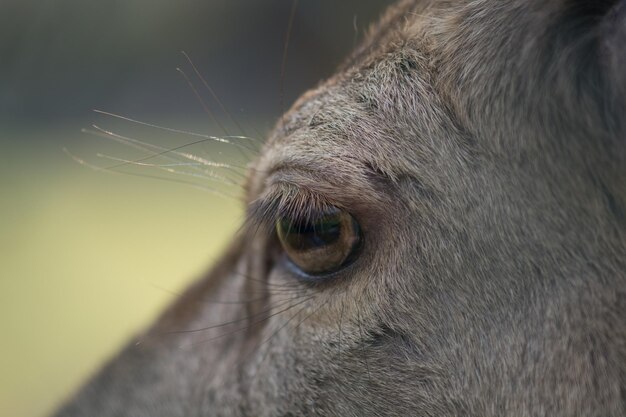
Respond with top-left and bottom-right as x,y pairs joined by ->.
0,1 -> 392,416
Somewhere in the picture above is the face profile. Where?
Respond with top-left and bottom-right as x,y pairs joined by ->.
54,1 -> 626,416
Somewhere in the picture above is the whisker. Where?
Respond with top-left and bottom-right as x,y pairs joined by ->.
152,274 -> 306,296
65,147 -> 239,199
159,252 -> 306,292
180,295 -> 314,348
148,282 -> 301,305
250,296 -> 331,386
63,147 -> 106,172
93,109 -> 256,143
234,271 -> 304,290
96,161 -> 225,168
92,109 -> 258,163
181,51 -> 249,138
89,124 -> 248,174
95,153 -> 237,186
84,125 -> 248,187
279,0 -> 299,123
249,277 -> 348,385
176,66 -> 229,137
163,293 -> 310,335
175,150 -> 246,177
111,170 -> 238,199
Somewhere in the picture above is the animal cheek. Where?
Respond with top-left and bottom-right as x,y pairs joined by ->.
236,237 -> 276,335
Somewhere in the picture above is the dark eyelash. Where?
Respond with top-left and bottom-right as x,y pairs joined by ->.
245,183 -> 334,235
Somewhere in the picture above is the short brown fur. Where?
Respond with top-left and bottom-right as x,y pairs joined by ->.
56,1 -> 625,416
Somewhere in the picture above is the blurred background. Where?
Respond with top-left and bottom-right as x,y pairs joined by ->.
0,0 -> 392,416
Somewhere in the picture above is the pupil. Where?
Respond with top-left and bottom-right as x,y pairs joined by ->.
281,215 -> 342,250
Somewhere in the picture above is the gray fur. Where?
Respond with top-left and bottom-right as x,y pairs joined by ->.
55,1 -> 625,416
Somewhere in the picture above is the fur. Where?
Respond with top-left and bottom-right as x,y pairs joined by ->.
55,1 -> 625,416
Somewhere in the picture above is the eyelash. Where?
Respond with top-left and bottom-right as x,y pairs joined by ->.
245,185 -> 334,236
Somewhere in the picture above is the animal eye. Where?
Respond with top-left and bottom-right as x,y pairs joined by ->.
276,207 -> 361,276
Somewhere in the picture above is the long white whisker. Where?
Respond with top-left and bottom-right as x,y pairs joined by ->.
87,125 -> 246,175
176,66 -> 229,137
63,148 -> 106,172
181,50 -> 249,138
96,153 -> 237,185
94,152 -> 236,172
93,109 -> 256,144
83,126 -> 247,190
64,148 -> 238,200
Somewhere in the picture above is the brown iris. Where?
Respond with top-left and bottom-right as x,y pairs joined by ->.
276,207 -> 361,276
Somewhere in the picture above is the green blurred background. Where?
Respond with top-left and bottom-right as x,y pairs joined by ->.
0,1 -> 391,416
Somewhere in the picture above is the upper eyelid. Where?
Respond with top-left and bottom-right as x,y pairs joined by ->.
244,163 -> 393,233
245,183 -> 334,233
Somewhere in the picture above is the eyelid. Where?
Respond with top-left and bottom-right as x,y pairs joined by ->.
246,183 -> 335,234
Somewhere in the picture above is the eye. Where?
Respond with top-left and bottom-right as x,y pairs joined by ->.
276,207 -> 362,276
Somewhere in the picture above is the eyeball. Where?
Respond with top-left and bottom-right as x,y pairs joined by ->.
276,207 -> 362,276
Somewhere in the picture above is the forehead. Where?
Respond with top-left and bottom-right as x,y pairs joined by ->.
251,18 -> 467,193
244,0 -> 484,208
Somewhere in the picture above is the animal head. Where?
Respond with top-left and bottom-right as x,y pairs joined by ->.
56,0 -> 625,415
